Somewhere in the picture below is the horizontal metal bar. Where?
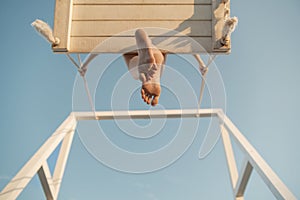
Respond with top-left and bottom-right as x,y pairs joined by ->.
73,109 -> 220,121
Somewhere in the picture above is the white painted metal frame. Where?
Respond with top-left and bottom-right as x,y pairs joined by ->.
0,109 -> 296,200
218,111 -> 297,200
0,114 -> 77,200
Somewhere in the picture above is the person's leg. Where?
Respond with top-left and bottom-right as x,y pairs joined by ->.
135,29 -> 166,106
123,53 -> 139,80
123,29 -> 166,106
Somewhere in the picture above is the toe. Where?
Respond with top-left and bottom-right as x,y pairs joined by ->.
144,93 -> 149,103
151,95 -> 159,106
141,88 -> 147,102
147,94 -> 152,104
141,88 -> 145,98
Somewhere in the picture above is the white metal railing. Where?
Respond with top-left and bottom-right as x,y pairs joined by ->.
0,109 -> 296,200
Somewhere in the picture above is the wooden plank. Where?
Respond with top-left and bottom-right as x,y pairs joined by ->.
72,5 -> 212,20
52,0 -> 232,54
70,36 -> 213,53
73,0 -> 212,5
53,0 -> 73,52
220,125 -> 239,189
234,159 -> 253,198
71,21 -> 212,37
218,111 -> 297,200
73,109 -> 220,121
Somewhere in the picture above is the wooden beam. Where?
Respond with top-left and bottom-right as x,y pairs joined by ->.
71,21 -> 212,37
234,159 -> 253,198
218,111 -> 297,200
72,5 -> 212,20
73,0 -> 212,4
52,0 -> 73,52
70,36 -> 214,53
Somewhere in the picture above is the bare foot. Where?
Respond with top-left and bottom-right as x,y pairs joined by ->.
135,29 -> 165,106
138,48 -> 163,106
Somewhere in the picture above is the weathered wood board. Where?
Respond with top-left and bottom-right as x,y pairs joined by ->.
53,0 -> 231,54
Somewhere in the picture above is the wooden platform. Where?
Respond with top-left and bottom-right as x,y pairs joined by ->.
52,0 -> 231,54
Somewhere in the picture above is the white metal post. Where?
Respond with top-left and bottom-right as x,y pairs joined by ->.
52,121 -> 76,199
37,161 -> 57,200
218,110 -> 297,200
0,113 -> 77,200
234,159 -> 253,198
220,124 -> 239,189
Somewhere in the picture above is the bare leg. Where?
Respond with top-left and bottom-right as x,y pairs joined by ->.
123,53 -> 139,80
124,29 -> 166,106
136,29 -> 165,106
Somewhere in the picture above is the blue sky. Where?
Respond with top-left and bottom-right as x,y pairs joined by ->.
0,0 -> 300,199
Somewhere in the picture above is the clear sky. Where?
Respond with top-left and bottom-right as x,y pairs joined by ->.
0,0 -> 300,199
